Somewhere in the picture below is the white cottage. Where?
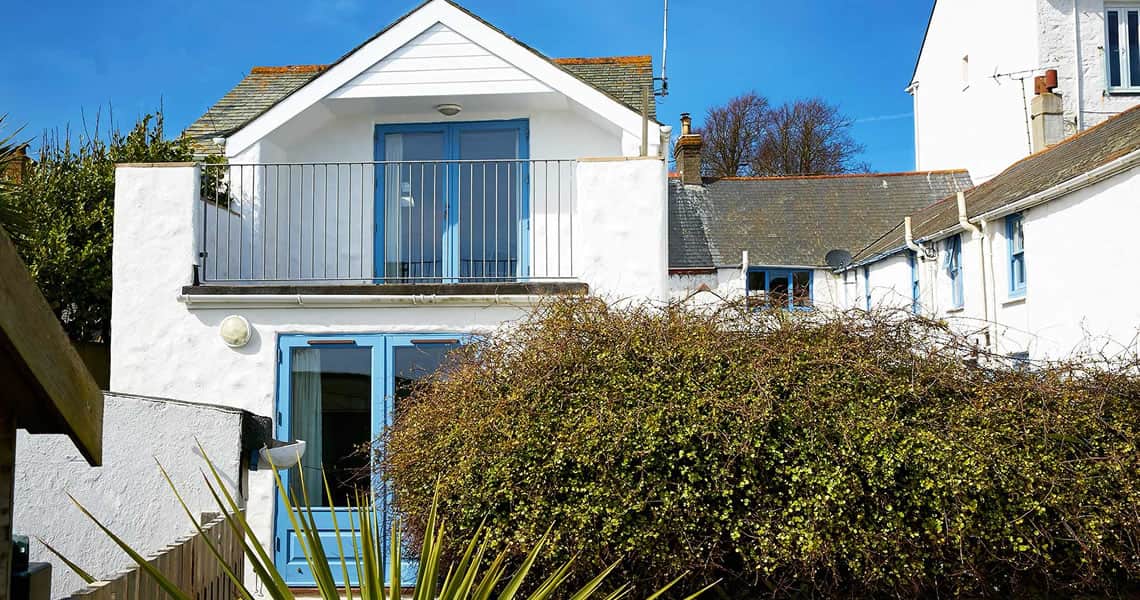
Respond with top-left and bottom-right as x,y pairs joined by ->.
839,104 -> 1140,362
92,0 -> 669,592
911,0 -> 1140,182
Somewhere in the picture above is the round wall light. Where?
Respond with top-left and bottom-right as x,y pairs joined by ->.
219,315 -> 252,348
435,103 -> 463,117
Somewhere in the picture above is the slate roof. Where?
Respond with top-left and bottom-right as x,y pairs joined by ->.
853,103 -> 1140,264
552,57 -> 656,121
184,65 -> 326,154
668,171 -> 974,270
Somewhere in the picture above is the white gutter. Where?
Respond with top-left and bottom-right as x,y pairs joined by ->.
178,294 -> 544,309
955,191 -> 993,350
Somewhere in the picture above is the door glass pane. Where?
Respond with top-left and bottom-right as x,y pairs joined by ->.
289,346 -> 372,507
393,342 -> 460,407
384,132 -> 446,281
1109,11 -> 1122,88
792,271 -> 811,308
458,130 -> 520,281
1129,11 -> 1140,86
769,275 -> 790,309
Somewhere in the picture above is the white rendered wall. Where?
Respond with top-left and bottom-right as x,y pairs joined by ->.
1037,0 -> 1140,136
912,0 -> 1040,181
14,393 -> 244,597
1015,166 -> 1140,358
669,267 -> 841,310
576,158 -> 668,301
112,160 -> 668,592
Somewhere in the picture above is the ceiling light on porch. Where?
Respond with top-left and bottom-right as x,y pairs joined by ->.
435,103 -> 463,117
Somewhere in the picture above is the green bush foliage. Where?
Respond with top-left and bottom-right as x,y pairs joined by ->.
384,298 -> 1140,598
10,112 -> 192,342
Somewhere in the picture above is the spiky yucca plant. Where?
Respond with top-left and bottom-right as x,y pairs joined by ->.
57,446 -> 714,600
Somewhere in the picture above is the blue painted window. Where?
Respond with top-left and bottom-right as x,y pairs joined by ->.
944,234 -> 964,309
746,268 -> 813,311
374,119 -> 529,283
909,251 -> 920,314
1006,213 -> 1026,297
1106,6 -> 1140,92
862,265 -> 872,311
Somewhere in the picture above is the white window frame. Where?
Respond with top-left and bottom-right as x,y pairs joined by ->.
1105,4 -> 1140,93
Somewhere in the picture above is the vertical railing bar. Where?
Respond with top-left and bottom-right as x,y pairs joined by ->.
311,164 -> 316,280
360,163 -> 366,280
336,164 -> 341,279
288,164 -> 294,279
482,161 -> 487,281
549,159 -> 554,277
433,162 -> 438,281
468,161 -> 474,281
212,165 -> 220,280
557,161 -> 562,278
495,161 -> 500,281
298,164 -> 304,279
322,164 -> 328,280
274,165 -> 280,279
238,165 -> 244,280
569,160 -> 574,278
530,160 -> 534,279
419,161 -> 425,281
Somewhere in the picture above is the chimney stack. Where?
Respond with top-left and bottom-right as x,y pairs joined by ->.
1031,69 -> 1063,153
673,112 -> 703,185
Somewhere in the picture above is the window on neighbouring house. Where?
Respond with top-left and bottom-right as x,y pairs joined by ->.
944,234 -> 964,309
1106,6 -> 1140,92
1006,213 -> 1026,297
746,268 -> 813,311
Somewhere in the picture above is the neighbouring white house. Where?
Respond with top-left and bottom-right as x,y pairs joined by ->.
667,115 -> 973,308
911,0 -> 1140,182
20,0 -> 671,594
839,103 -> 1140,361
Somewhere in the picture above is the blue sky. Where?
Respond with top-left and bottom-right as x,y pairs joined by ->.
0,0 -> 931,172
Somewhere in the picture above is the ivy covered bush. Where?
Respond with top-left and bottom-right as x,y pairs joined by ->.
384,298 -> 1140,598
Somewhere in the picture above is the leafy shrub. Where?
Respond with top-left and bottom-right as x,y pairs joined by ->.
10,112 -> 192,342
385,298 -> 1140,598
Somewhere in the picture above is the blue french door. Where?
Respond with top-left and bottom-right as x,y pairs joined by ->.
374,119 -> 529,283
274,333 -> 465,588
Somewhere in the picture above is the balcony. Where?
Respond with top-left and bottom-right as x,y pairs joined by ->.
196,159 -> 583,294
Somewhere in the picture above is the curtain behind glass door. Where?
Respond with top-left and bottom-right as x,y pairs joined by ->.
384,133 -> 446,282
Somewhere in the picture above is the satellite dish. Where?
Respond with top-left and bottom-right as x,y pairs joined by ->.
825,249 -> 853,270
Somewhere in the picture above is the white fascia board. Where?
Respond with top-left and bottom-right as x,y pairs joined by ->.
226,0 -> 651,156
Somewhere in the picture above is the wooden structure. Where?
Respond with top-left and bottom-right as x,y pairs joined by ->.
0,225 -> 103,600
66,513 -> 243,600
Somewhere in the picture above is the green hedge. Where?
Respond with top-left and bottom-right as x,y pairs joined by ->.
384,299 -> 1140,598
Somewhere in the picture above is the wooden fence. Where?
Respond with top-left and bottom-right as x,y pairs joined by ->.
67,513 -> 244,600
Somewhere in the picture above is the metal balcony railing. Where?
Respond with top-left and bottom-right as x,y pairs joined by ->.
198,160 -> 575,285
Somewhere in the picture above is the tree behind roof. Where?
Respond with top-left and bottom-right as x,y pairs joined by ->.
11,111 -> 193,342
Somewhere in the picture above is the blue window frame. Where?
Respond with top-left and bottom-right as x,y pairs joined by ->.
1106,6 -> 1140,92
944,234 -> 964,309
909,251 -> 921,314
862,265 -> 872,311
274,332 -> 469,588
1006,212 -> 1026,297
746,267 -> 813,311
374,119 -> 530,283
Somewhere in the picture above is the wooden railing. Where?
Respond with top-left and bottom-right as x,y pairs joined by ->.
67,513 -> 243,599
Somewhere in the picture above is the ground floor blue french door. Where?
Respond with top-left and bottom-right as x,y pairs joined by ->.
274,332 -> 465,588
374,119 -> 529,283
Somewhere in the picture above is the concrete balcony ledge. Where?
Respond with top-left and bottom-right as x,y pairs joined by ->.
178,281 -> 587,309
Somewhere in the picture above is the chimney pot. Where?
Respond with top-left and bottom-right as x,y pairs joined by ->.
1044,68 -> 1058,91
680,112 -> 692,135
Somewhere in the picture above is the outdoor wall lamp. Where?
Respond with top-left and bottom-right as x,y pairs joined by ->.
219,315 -> 252,348
253,439 -> 307,471
435,103 -> 463,117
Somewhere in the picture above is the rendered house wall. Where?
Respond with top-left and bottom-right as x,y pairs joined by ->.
912,0 -> 1040,182
14,393 -> 244,597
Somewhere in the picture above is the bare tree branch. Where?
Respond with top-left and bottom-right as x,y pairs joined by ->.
697,92 -> 768,177
752,98 -> 866,176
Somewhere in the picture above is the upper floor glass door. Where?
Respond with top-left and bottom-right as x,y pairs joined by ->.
375,120 -> 529,283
